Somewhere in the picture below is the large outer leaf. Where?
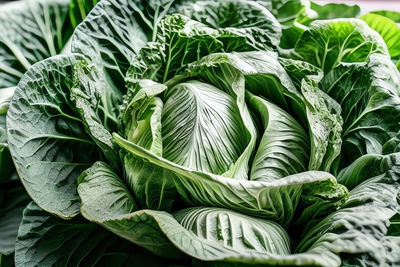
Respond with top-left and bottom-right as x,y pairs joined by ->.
0,182 -> 30,256
7,55 -> 100,218
77,164 -> 343,266
295,19 -> 389,73
174,207 -> 290,255
15,202 -> 168,267
0,0 -> 73,200
114,133 -> 343,227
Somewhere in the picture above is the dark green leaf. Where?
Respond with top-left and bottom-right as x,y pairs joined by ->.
0,182 -> 30,255
69,0 -> 99,28
15,202 -> 168,267
7,54 -> 100,218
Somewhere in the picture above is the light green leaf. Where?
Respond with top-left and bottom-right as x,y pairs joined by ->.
7,55 -> 100,218
186,51 -> 299,178
162,81 -> 248,176
174,207 -> 291,255
78,161 -> 138,221
188,51 -> 342,172
247,92 -> 310,181
69,0 -> 99,28
78,171 -> 344,266
120,80 -> 177,211
361,13 -> 400,58
122,79 -> 166,155
113,133 -> 342,226
295,19 -> 389,73
371,10 -> 400,23
0,87 -> 15,116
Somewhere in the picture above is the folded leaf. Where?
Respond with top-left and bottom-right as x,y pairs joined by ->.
162,81 -> 249,175
247,92 -> 310,181
114,133 -> 341,226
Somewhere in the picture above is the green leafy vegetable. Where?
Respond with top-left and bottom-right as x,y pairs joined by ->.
3,0 -> 400,266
